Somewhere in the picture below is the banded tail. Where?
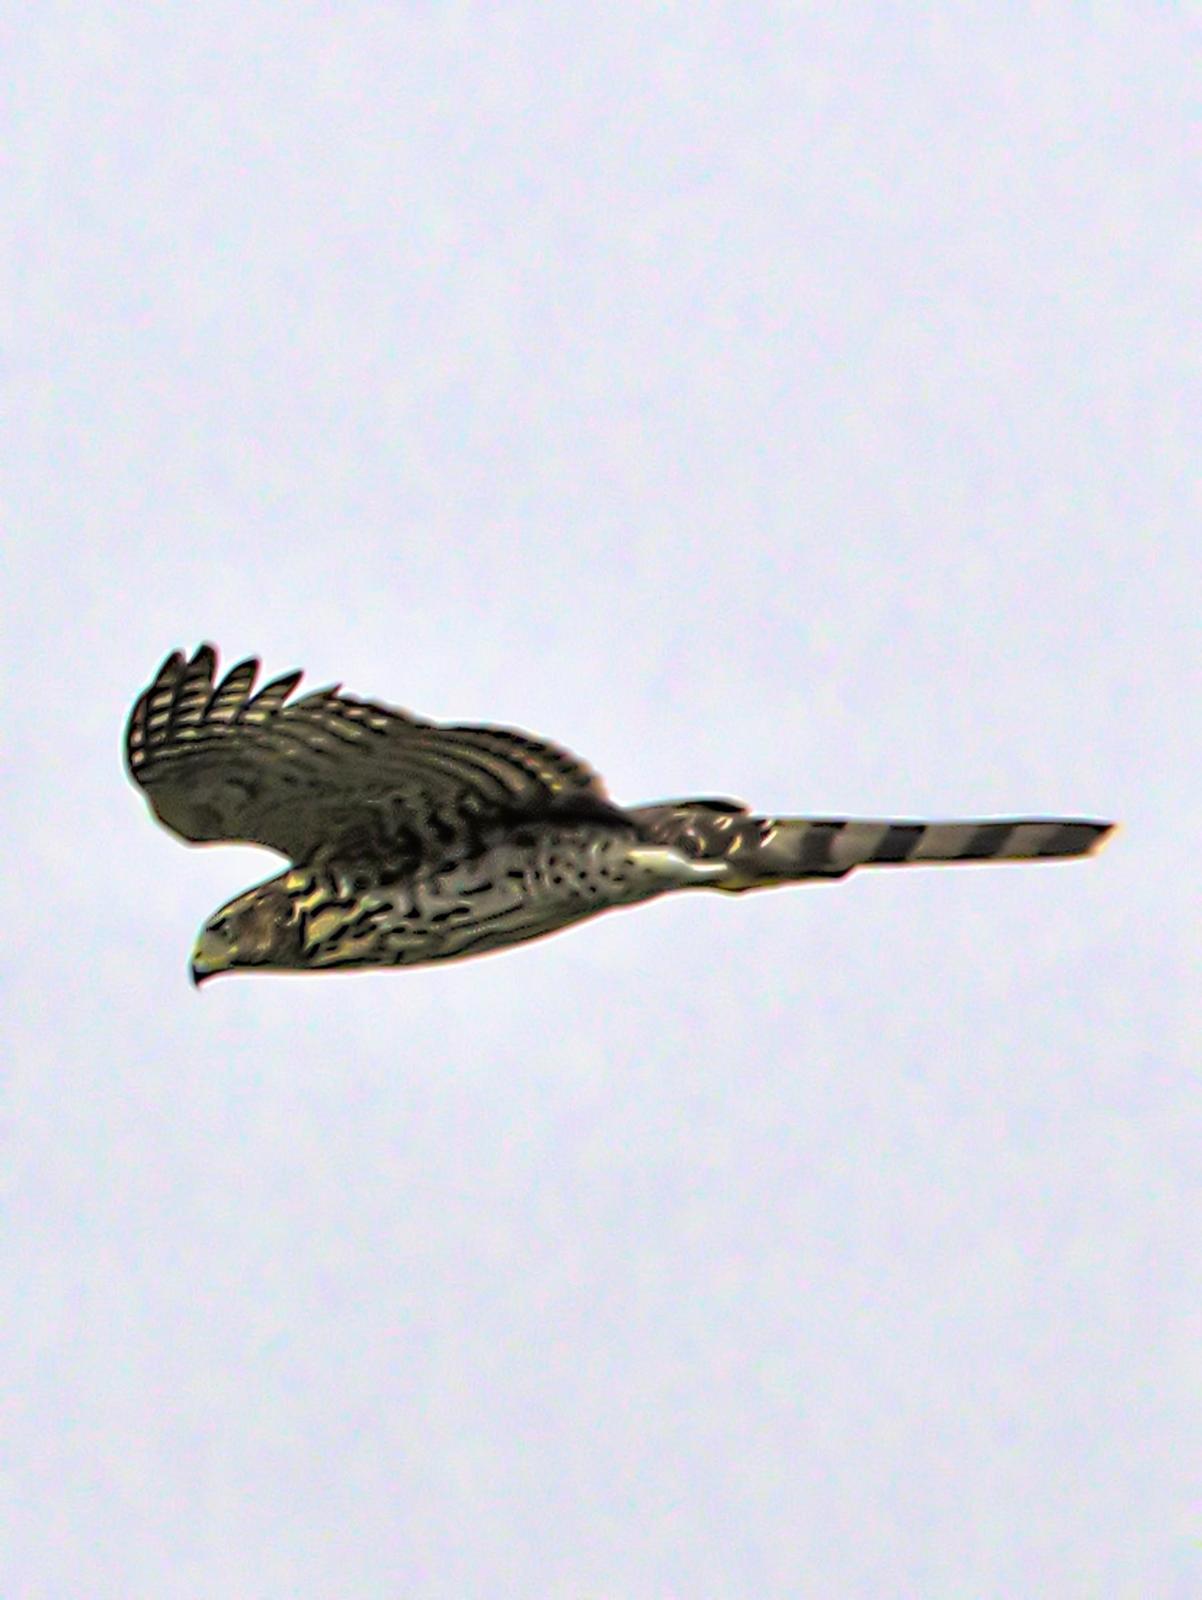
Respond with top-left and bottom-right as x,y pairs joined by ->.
627,801 -> 1114,893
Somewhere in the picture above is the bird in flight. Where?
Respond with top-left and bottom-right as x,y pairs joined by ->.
126,646 -> 1114,984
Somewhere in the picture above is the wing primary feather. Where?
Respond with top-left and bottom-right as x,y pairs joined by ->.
204,658 -> 260,723
243,670 -> 303,722
142,656 -> 184,737
170,646 -> 218,728
290,684 -> 342,707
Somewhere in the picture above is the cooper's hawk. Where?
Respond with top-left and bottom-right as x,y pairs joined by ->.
126,646 -> 1114,983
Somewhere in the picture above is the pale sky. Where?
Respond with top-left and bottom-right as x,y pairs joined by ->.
5,7 -> 1199,1597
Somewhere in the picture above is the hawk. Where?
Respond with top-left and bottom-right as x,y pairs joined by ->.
126,646 -> 1114,983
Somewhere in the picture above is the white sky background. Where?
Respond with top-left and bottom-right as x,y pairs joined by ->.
4,6 -> 1199,1596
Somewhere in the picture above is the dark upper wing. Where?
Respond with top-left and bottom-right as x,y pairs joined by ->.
125,645 -> 617,864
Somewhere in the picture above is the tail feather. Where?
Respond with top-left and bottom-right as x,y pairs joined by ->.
627,803 -> 1114,892
781,815 -> 1109,868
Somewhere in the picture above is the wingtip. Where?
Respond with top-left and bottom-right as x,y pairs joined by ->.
152,644 -> 216,686
153,648 -> 186,682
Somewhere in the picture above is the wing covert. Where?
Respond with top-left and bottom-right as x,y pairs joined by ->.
126,645 -> 615,865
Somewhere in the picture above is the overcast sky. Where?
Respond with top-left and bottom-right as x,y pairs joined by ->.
5,6 -> 1199,1597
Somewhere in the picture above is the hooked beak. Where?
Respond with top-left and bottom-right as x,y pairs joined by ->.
190,927 -> 230,987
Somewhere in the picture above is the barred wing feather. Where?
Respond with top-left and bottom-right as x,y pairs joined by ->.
125,644 -> 613,865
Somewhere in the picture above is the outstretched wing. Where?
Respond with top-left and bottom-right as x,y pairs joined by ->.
126,645 -> 616,865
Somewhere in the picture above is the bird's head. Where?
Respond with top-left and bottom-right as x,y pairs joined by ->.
191,879 -> 305,984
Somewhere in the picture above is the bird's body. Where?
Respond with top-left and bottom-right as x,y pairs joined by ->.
125,646 -> 1114,982
218,820 -> 705,973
